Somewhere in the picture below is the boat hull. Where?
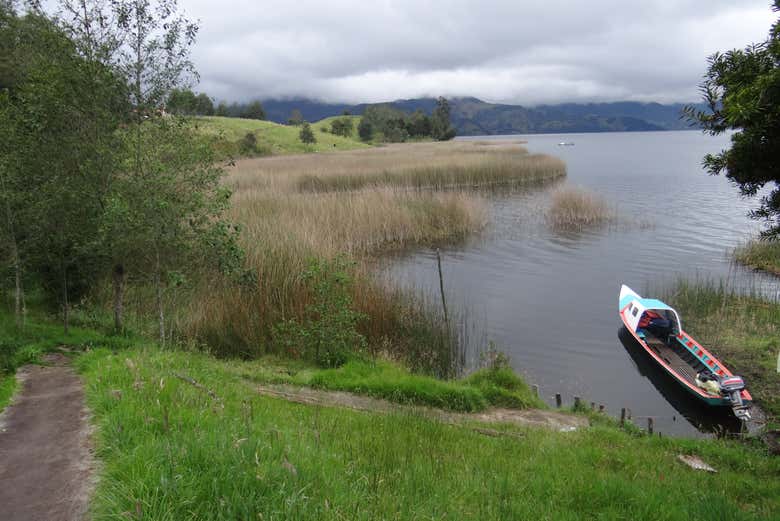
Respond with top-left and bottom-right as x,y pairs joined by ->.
618,311 -> 751,407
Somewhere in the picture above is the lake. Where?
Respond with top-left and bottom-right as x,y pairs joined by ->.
378,130 -> 779,438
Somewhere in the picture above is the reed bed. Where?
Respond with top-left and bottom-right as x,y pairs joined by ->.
227,141 -> 566,193
546,185 -> 616,229
180,141 -> 565,368
734,239 -> 780,276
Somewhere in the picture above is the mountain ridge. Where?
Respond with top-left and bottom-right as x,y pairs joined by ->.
258,97 -> 701,135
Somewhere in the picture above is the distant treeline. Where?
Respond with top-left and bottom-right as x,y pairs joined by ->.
356,97 -> 456,142
167,89 -> 267,120
197,94 -> 457,143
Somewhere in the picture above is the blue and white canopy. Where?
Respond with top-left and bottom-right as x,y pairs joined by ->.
619,285 -> 682,334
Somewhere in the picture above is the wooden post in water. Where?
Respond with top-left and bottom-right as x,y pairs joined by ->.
590,402 -> 595,411
647,417 -> 654,435
435,249 -> 449,328
555,393 -> 562,408
532,385 -> 539,398
574,396 -> 581,410
620,408 -> 626,426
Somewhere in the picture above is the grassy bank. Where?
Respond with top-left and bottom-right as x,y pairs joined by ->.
231,358 -> 545,412
171,141 -> 565,366
76,345 -> 780,520
662,280 -> 780,422
193,116 -> 369,156
735,240 -> 780,276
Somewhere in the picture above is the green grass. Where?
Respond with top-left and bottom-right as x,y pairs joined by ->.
224,358 -> 544,413
662,279 -> 780,422
735,240 -> 780,276
192,116 -> 369,155
76,346 -> 780,520
0,309 -> 140,413
0,373 -> 16,413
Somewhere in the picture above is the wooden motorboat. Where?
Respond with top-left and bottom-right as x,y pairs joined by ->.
618,285 -> 752,420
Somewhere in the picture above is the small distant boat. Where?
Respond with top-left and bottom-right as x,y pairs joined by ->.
557,141 -> 575,146
618,285 -> 752,421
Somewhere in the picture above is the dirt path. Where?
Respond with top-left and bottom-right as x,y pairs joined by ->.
0,353 -> 95,521
256,384 -> 587,432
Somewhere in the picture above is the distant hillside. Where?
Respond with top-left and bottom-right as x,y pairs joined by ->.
194,116 -> 368,156
260,97 -> 701,136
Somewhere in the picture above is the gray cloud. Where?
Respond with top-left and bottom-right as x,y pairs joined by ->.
181,0 -> 776,105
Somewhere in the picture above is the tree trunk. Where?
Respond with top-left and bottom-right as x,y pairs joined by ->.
155,253 -> 165,346
112,263 -> 125,333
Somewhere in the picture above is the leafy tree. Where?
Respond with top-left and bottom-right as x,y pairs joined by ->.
107,119 -> 240,343
431,97 -> 456,140
167,88 -> 197,114
288,108 -> 303,125
167,89 -> 213,116
2,6 -> 127,331
299,122 -> 316,146
330,116 -> 354,137
685,1 -> 780,237
194,92 -> 214,115
383,124 -> 408,143
215,101 -> 228,116
57,0 -> 241,338
407,109 -> 432,137
361,105 -> 410,142
242,100 -> 265,120
357,118 -> 373,142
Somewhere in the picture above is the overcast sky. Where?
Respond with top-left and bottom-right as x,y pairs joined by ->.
180,0 -> 776,106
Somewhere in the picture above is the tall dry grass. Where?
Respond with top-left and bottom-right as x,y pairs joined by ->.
179,141 -> 565,367
227,141 -> 565,193
546,185 -> 615,229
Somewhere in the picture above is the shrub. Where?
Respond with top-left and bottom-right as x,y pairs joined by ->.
330,117 -> 354,137
239,132 -> 257,155
273,256 -> 367,367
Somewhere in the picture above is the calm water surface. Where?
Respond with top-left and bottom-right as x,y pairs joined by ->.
378,130 -> 779,438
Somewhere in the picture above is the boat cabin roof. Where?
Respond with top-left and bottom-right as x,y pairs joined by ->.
635,298 -> 674,311
621,296 -> 682,334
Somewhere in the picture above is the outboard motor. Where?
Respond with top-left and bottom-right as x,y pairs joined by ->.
720,376 -> 751,421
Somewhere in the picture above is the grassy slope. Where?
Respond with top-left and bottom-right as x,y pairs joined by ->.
231,358 -> 546,412
664,280 -> 780,422
193,116 -> 369,155
77,346 -> 780,520
735,240 -> 780,276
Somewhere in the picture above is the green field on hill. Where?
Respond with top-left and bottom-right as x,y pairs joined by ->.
193,116 -> 369,155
